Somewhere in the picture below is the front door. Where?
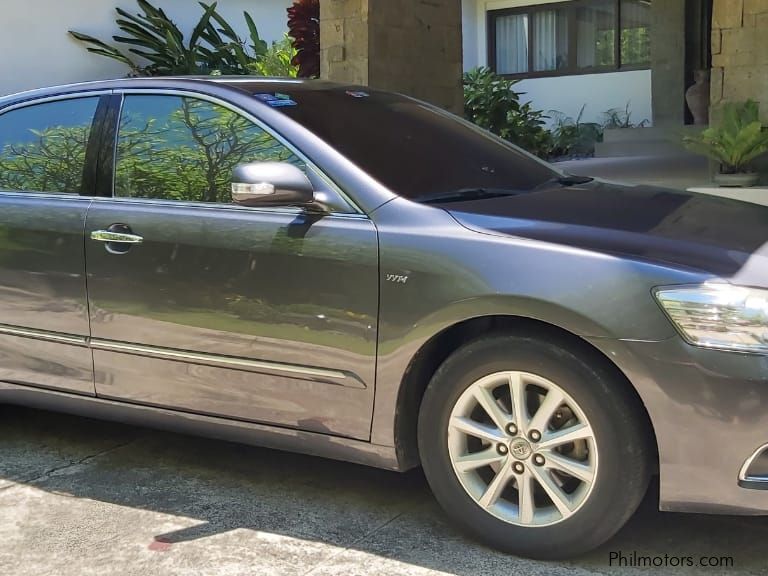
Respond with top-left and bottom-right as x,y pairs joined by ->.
0,95 -> 104,395
84,93 -> 378,439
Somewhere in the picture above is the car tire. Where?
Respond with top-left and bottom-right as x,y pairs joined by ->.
417,334 -> 650,559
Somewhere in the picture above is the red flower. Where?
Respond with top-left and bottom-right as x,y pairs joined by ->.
287,0 -> 320,78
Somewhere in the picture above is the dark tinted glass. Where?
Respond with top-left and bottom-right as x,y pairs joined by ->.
620,0 -> 651,66
0,97 -> 99,194
576,0 -> 617,69
115,95 -> 304,203
268,89 -> 557,199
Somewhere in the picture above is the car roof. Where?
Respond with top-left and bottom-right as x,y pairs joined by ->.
0,76 -> 358,108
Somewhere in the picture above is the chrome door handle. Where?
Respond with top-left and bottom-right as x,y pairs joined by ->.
90,230 -> 144,244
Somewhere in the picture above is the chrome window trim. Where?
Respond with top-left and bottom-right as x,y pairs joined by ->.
87,194 -> 369,220
0,90 -> 112,116
112,88 -> 366,217
0,190 -> 94,203
0,91 -> 111,199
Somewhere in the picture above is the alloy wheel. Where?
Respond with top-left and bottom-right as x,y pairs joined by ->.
447,371 -> 598,527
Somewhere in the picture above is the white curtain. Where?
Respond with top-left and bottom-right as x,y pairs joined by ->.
495,14 -> 528,75
534,11 -> 556,71
533,10 -> 568,72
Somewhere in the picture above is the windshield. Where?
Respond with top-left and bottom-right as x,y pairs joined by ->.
261,87 -> 559,201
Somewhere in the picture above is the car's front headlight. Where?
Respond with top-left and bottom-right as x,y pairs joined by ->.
654,284 -> 768,354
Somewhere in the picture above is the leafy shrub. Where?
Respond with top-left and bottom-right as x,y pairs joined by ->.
602,103 -> 649,129
463,67 -> 552,158
250,35 -> 299,77
287,0 -> 320,78
683,100 -> 768,174
69,0 -> 273,76
548,105 -> 603,159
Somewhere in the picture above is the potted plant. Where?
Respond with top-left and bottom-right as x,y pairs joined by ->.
683,100 -> 768,187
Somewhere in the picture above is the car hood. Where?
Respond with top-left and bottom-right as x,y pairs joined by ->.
444,180 -> 768,284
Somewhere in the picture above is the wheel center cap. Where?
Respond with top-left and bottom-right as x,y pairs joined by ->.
509,438 -> 532,460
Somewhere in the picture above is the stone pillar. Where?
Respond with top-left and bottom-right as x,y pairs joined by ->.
320,0 -> 464,114
650,0 -> 687,127
711,0 -> 768,124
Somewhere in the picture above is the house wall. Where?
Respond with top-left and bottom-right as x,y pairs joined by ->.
0,0 -> 293,97
711,0 -> 768,123
462,0 -> 654,125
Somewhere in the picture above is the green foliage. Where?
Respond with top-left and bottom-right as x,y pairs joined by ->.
683,100 -> 768,174
621,27 -> 650,66
0,125 -> 90,193
548,105 -> 604,158
249,35 -> 299,78
463,67 -> 552,158
69,0 -> 276,76
602,103 -> 648,129
115,98 -> 301,203
0,98 -> 301,204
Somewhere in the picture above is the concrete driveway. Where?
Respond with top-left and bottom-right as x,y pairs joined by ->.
1,405 -> 766,576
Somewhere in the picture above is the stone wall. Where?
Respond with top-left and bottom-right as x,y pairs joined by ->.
711,0 -> 768,122
320,0 -> 464,113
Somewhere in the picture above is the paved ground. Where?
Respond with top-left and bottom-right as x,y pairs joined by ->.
1,405 -> 767,576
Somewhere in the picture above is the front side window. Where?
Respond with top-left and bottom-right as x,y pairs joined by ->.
0,97 -> 100,194
114,95 -> 305,203
490,0 -> 651,78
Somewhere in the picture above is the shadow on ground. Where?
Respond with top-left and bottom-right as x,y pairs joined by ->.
1,405 -> 766,576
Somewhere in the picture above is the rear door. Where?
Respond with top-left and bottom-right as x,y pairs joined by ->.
0,94 -> 105,395
85,91 -> 379,439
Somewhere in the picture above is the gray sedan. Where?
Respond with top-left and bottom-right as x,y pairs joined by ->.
0,77 -> 766,559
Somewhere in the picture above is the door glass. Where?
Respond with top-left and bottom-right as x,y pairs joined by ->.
114,95 -> 305,203
0,97 -> 99,194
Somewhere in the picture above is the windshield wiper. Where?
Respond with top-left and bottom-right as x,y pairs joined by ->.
413,187 -> 524,204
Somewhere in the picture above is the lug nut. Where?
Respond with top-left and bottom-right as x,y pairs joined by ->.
497,444 -> 508,455
533,454 -> 545,466
529,429 -> 541,442
506,423 -> 518,436
513,462 -> 525,474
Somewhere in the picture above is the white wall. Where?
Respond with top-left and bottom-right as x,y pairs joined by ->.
462,0 -> 654,125
0,0 -> 293,96
462,0 -> 479,73
516,70 -> 653,126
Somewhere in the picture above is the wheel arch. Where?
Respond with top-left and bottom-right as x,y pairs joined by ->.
393,315 -> 659,473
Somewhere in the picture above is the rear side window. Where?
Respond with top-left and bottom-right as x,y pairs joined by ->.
0,97 -> 100,194
114,95 -> 305,204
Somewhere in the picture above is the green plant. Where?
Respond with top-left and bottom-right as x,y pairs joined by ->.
287,0 -> 320,78
548,105 -> 603,158
683,100 -> 768,174
249,35 -> 299,77
69,0 -> 269,76
602,103 -> 649,129
463,67 -> 552,158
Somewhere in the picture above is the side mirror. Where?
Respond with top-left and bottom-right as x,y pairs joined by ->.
231,162 -> 315,207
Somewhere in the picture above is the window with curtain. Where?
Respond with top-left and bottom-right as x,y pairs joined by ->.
489,0 -> 651,78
